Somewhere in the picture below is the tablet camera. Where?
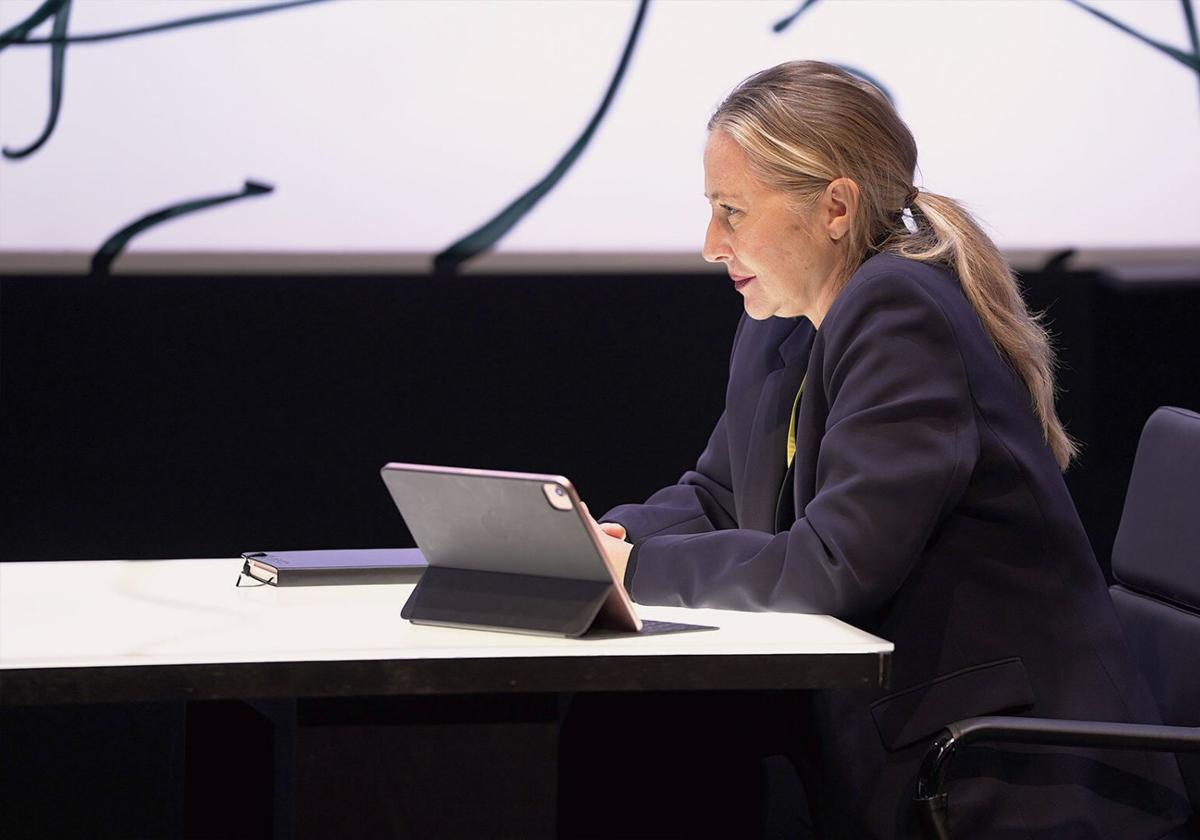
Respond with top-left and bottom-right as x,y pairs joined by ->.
542,482 -> 574,511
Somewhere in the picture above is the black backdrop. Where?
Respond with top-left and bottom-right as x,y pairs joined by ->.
2,267 -> 1198,577
0,271 -> 739,563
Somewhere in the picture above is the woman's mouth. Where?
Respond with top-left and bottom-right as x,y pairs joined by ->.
732,275 -> 755,291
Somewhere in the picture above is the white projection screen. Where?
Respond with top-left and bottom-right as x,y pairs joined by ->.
0,0 -> 1197,274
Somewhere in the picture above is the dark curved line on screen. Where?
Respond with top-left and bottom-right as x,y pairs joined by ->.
0,0 -> 66,48
1182,0 -> 1200,100
433,0 -> 650,275
1065,0 -> 1200,73
2,0 -> 335,46
772,0 -> 822,34
1,0 -> 336,160
1,0 -> 70,159
90,180 -> 274,277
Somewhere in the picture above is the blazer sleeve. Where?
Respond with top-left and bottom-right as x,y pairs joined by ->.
626,272 -> 980,617
598,316 -> 751,543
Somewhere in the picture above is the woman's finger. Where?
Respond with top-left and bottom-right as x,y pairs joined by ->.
598,522 -> 627,540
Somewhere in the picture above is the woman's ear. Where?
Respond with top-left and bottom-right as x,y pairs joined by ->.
824,177 -> 860,242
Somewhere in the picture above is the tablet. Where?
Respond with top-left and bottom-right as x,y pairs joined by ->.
380,463 -> 642,637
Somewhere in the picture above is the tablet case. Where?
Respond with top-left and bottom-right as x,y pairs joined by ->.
381,465 -> 638,638
399,567 -> 717,638
400,566 -> 613,637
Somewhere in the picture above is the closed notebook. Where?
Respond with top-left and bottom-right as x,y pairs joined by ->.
240,548 -> 427,586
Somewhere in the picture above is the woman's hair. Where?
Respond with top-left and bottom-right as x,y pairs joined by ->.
708,60 -> 1077,469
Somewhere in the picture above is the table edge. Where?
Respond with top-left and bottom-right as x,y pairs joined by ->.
1,651 -> 892,705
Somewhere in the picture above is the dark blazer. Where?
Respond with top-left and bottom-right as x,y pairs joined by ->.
604,253 -> 1190,839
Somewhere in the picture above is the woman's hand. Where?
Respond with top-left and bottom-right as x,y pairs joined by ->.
580,504 -> 633,585
596,521 -> 626,540
594,527 -> 634,585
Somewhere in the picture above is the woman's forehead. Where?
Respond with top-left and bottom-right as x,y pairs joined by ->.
704,132 -> 757,195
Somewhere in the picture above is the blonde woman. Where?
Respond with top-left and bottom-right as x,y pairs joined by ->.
579,62 -> 1189,838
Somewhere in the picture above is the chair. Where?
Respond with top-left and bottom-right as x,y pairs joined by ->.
914,406 -> 1200,839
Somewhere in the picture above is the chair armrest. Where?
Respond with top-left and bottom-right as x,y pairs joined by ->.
914,716 -> 1200,840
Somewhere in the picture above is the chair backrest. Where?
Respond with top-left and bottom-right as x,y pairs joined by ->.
1109,406 -> 1200,810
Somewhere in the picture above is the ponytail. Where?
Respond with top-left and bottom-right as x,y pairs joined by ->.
889,192 -> 1078,469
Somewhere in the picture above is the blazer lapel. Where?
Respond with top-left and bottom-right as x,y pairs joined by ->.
739,318 -> 814,532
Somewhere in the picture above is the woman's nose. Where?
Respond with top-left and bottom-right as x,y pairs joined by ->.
702,216 -> 730,264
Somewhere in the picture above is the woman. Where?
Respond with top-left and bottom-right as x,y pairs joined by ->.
581,62 -> 1189,838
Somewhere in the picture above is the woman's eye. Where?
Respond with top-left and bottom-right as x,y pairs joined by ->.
722,205 -> 740,219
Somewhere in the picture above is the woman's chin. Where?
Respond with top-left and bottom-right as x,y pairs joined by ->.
742,299 -> 775,321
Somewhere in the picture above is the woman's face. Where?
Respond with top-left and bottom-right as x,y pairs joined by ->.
702,129 -> 848,324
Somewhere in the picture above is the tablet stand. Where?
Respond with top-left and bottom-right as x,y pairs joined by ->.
401,566 -> 613,638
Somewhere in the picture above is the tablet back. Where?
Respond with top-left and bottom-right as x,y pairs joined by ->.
380,464 -> 638,637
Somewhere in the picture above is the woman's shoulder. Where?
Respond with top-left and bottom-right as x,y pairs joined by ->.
848,251 -> 959,301
824,252 -> 966,334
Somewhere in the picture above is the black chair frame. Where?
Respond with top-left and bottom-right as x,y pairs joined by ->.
914,715 -> 1200,839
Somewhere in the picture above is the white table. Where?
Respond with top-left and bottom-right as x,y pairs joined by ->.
0,558 -> 893,704
0,558 -> 893,839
